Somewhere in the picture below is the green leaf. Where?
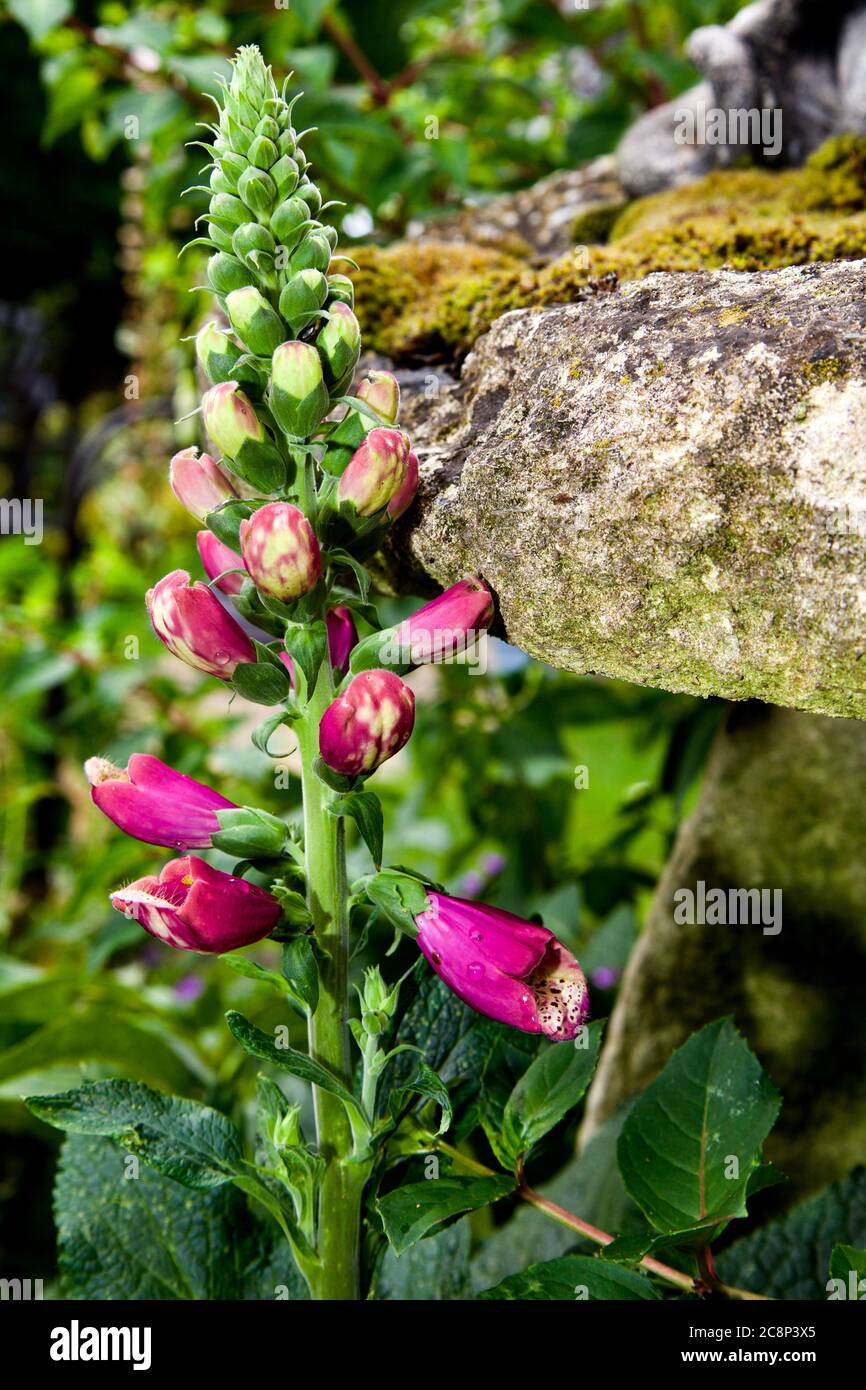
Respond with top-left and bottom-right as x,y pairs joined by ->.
231,659 -> 291,706
617,1018 -> 780,1237
377,1218 -> 472,1300
282,937 -> 319,1014
283,619 -> 327,702
251,710 -> 296,757
478,1254 -> 661,1301
499,1020 -> 604,1167
54,1133 -> 260,1300
327,547 -> 370,602
388,1061 -> 452,1137
8,0 -> 72,42
271,883 -> 313,928
377,1174 -> 514,1255
717,1168 -> 866,1300
829,1244 -> 866,1293
218,952 -> 302,1006
329,790 -> 383,867
26,1080 -> 244,1190
366,868 -> 432,936
206,500 -> 254,550
225,1010 -> 358,1114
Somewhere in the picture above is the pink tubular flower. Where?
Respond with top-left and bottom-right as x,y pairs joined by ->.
196,530 -> 246,595
239,501 -> 321,602
85,754 -> 235,850
394,577 -> 495,663
146,569 -> 255,679
416,893 -> 589,1041
387,449 -> 419,520
279,606 -> 358,686
337,428 -> 410,517
319,669 -> 415,776
111,855 -> 281,953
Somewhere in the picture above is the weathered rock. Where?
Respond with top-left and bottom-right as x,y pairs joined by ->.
414,155 -> 626,260
388,258 -> 866,719
578,701 -> 866,1200
618,0 -> 866,196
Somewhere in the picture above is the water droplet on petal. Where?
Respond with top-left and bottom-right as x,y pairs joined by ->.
467,962 -> 484,980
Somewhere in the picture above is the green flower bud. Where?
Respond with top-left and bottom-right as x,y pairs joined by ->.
216,151 -> 248,188
317,302 -> 361,389
270,196 -> 309,247
237,165 -> 276,214
209,166 -> 235,196
278,269 -> 328,334
296,182 -> 322,215
270,341 -> 330,439
196,321 -> 245,385
255,115 -> 281,143
289,232 -> 332,275
207,253 -> 252,297
248,134 -> 279,170
232,222 -> 278,287
326,274 -> 354,308
208,222 -> 235,254
225,286 -> 285,356
271,155 -> 299,199
202,381 -> 287,492
209,192 -> 248,232
322,224 -> 338,250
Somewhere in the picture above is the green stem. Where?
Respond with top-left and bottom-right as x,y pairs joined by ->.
297,662 -> 366,1300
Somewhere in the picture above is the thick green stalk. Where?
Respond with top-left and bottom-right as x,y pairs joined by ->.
296,663 -> 364,1300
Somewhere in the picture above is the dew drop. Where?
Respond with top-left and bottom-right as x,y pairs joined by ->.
467,962 -> 484,980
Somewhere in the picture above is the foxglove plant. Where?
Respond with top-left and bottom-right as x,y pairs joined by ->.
73,47 -> 590,1301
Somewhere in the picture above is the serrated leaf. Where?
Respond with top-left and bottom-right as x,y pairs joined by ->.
617,1018 -> 780,1236
499,1020 -> 604,1167
329,790 -> 383,867
377,1174 -> 515,1255
388,1060 -> 452,1137
478,1254 -> 661,1301
225,1010 -> 357,1114
27,1080 -> 243,1190
716,1168 -> 866,1299
54,1133 -> 261,1300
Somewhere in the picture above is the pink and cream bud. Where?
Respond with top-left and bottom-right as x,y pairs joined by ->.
169,448 -> 240,523
146,569 -> 255,679
337,428 -> 410,517
238,502 -> 321,602
319,669 -> 415,776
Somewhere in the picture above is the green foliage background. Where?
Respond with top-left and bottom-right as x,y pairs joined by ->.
0,0 -> 755,1294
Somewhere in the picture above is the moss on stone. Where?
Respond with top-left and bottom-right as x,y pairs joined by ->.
350,136 -> 866,362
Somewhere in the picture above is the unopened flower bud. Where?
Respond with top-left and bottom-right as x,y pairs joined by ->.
196,530 -> 246,595
290,231 -> 332,275
201,381 -> 286,491
387,449 -> 419,519
196,321 -> 247,386
239,501 -> 321,602
146,569 -> 255,679
337,428 -> 409,517
319,669 -> 415,776
317,302 -> 361,390
225,286 -> 285,356
207,252 -> 253,298
237,164 -> 276,214
357,371 -> 400,426
270,195 -> 310,248
169,447 -> 240,522
269,340 -> 330,439
278,269 -> 328,334
326,274 -> 354,308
